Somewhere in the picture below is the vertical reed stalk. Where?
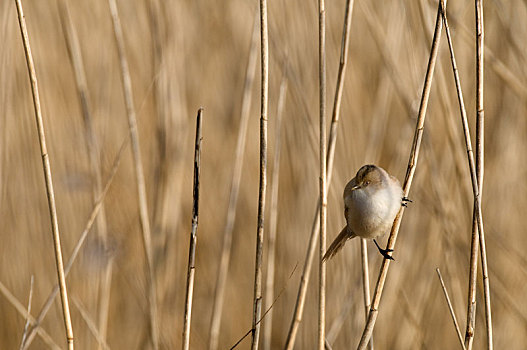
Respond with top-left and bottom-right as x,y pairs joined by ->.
437,2 -> 492,348
14,0 -> 74,348
474,1 -> 492,348
360,239 -> 373,350
107,0 -> 158,348
209,15 -> 259,350
263,72 -> 287,350
250,0 -> 268,348
284,0 -> 355,347
182,108 -> 203,350
356,2 -> 444,348
317,0 -> 327,348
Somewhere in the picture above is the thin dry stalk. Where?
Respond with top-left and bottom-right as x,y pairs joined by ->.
19,276 -> 34,350
182,108 -> 203,350
263,72 -> 288,350
437,3 -> 492,348
356,2 -> 445,348
209,15 -> 259,350
14,0 -> 74,348
360,239 -> 373,350
22,140 -> 127,350
56,2 -> 112,345
0,281 -> 60,350
250,0 -> 269,347
107,0 -> 158,348
72,298 -> 111,350
318,0 -> 327,348
285,0 -> 355,347
474,1 -> 492,348
436,268 -> 466,350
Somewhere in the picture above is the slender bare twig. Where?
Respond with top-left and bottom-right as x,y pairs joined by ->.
436,268 -> 466,350
182,108 -> 203,350
107,0 -> 158,348
263,70 -> 288,350
14,1 -> 74,348
209,15 -> 259,350
285,1 -> 355,347
360,239 -> 373,350
19,276 -> 34,350
250,0 -> 269,347
56,3 -> 112,346
318,0 -> 327,348
0,281 -> 60,350
22,140 -> 128,350
356,2 -> 444,348
72,298 -> 111,350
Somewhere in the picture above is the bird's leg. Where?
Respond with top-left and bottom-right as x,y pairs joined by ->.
374,239 -> 394,260
401,196 -> 413,207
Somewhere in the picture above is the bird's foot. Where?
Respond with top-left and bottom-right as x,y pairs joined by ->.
374,239 -> 394,260
402,197 -> 413,207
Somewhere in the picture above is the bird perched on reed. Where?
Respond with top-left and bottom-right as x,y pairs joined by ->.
323,164 -> 409,261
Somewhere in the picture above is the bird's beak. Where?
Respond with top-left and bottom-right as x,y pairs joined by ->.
351,185 -> 361,191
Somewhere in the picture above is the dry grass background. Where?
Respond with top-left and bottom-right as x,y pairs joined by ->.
1,0 -> 526,349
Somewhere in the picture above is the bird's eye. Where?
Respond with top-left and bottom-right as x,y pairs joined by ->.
364,180 -> 370,186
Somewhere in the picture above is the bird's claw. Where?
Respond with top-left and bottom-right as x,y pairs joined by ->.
402,197 -> 412,207
374,239 -> 395,260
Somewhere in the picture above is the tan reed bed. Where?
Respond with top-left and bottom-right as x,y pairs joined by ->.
56,1 -> 112,346
209,15 -> 259,350
106,0 -> 159,348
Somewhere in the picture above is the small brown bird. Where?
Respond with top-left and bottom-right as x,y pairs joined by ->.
323,164 -> 408,261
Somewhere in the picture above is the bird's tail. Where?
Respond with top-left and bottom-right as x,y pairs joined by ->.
322,226 -> 354,261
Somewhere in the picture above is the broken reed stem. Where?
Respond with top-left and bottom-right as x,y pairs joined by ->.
474,1 -> 492,348
107,0 -> 158,348
436,268 -> 466,350
182,108 -> 203,350
19,276 -> 34,350
356,2 -> 444,348
263,72 -> 288,350
360,239 -> 373,350
437,3 -> 492,348
56,2 -> 112,345
318,0 -> 327,348
250,0 -> 268,348
22,140 -> 127,350
14,0 -> 74,348
284,0 -> 354,347
0,281 -> 60,350
209,14 -> 259,350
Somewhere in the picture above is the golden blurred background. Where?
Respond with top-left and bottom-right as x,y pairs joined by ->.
1,0 -> 526,349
